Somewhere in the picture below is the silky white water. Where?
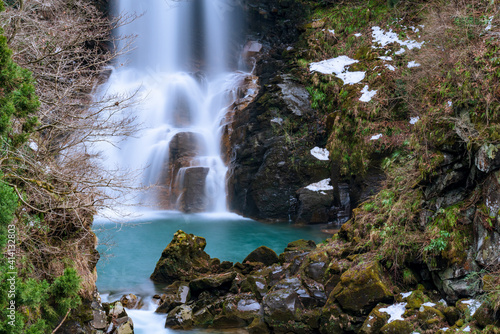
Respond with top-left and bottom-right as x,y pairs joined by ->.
95,0 -> 246,213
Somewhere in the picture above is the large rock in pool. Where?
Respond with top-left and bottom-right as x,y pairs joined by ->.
150,230 -> 211,283
329,261 -> 393,315
243,246 -> 279,266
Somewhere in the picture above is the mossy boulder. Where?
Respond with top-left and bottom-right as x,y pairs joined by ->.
443,306 -> 461,325
263,288 -> 301,325
240,275 -> 268,300
379,320 -> 414,333
330,261 -> 394,314
244,246 -> 279,266
417,305 -> 446,328
359,304 -> 391,334
319,302 -> 364,334
473,303 -> 500,328
150,230 -> 212,283
403,290 -> 431,309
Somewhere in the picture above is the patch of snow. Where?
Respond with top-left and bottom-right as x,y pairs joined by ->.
410,116 -> 420,125
310,55 -> 358,75
395,48 -> 406,55
447,101 -> 452,107
309,56 -> 365,85
370,134 -> 383,140
29,141 -> 38,151
408,61 -> 421,68
438,299 -> 448,307
463,325 -> 471,332
320,191 -> 327,195
385,64 -> 396,71
310,147 -> 330,161
372,26 -> 424,51
360,85 -> 377,102
287,46 -> 294,51
329,29 -> 335,35
486,16 -> 494,31
354,33 -> 362,37
379,56 -> 393,61
401,292 -> 413,299
306,178 -> 334,191
256,282 -> 265,290
379,303 -> 407,323
336,71 -> 366,85
441,328 -> 449,331
271,117 -> 283,125
462,299 -> 482,316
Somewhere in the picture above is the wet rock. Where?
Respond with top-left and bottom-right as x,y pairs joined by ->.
211,294 -> 261,329
150,230 -> 211,284
189,272 -> 237,297
115,317 -> 134,334
178,167 -> 209,213
120,294 -> 141,310
330,261 -> 393,314
240,275 -> 268,300
295,187 -> 334,224
165,304 -> 194,329
156,281 -> 191,314
263,288 -> 302,331
319,302 -> 364,334
243,246 -> 279,266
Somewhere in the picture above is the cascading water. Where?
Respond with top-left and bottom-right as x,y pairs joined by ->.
96,0 -> 247,213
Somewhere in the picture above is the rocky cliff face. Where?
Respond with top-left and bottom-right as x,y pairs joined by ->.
227,0 -> 352,224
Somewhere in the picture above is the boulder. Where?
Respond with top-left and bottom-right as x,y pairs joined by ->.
116,317 -> 134,334
150,230 -> 212,283
120,293 -> 141,309
189,272 -> 237,297
165,304 -> 193,330
244,246 -> 279,266
330,261 -> 394,314
178,167 -> 209,213
379,320 -> 414,333
211,294 -> 262,329
156,281 -> 191,314
295,187 -> 334,224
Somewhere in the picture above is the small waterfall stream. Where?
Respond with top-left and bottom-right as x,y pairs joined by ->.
97,0 -> 246,213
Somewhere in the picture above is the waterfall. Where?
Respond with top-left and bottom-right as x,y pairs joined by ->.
96,0 -> 247,213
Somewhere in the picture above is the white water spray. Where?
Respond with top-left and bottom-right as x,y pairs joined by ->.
96,0 -> 247,213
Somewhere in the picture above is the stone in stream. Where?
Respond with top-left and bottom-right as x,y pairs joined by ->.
150,230 -> 212,284
243,246 -> 279,266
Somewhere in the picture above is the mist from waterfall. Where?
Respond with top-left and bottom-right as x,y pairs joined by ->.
96,0 -> 246,213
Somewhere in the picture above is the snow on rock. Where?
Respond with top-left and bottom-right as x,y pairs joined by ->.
370,134 -> 383,140
372,26 -> 424,51
410,116 -> 420,125
463,325 -> 471,332
462,299 -> 482,316
408,61 -> 421,68
400,292 -> 413,299
359,85 -> 377,102
306,178 -> 334,191
354,33 -> 362,37
309,56 -> 365,85
379,56 -> 393,61
379,303 -> 407,323
310,147 -> 330,161
329,29 -> 335,35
